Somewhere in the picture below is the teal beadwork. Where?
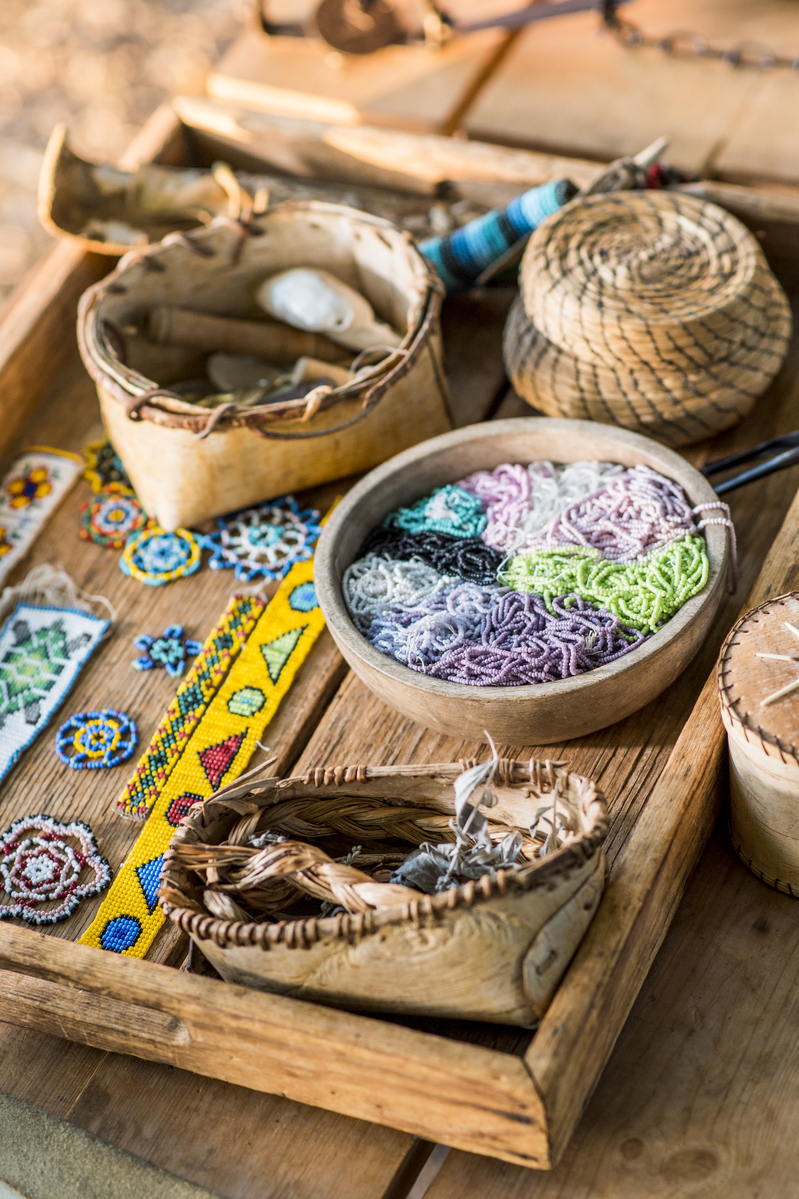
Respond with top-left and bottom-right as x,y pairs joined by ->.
384,485 -> 487,540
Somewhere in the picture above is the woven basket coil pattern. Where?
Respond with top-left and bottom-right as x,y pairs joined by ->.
159,759 -> 608,951
503,192 -> 792,447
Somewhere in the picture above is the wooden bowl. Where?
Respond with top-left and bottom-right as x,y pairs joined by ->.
315,418 -> 729,744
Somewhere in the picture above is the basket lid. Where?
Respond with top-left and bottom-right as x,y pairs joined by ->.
718,592 -> 799,762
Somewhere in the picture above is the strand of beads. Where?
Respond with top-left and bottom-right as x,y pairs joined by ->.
458,460 -> 624,553
365,583 -> 505,667
361,527 -> 502,585
424,593 -> 645,686
538,465 -> 698,562
500,535 -> 709,634
342,555 -> 459,633
384,484 -> 487,539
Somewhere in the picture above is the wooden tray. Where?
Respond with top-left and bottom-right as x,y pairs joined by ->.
1,99 -> 799,1171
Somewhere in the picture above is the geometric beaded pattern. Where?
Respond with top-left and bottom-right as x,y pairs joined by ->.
0,448 -> 83,587
55,709 -> 138,770
117,595 -> 265,819
79,483 -> 148,549
0,603 -> 109,786
0,814 -> 111,924
79,557 -> 325,958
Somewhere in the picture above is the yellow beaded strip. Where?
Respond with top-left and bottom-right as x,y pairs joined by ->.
79,557 -> 325,958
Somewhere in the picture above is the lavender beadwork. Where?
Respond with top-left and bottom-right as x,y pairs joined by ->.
132,625 -> 202,678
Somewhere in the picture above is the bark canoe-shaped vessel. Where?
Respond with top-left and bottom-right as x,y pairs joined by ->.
160,759 -> 609,1026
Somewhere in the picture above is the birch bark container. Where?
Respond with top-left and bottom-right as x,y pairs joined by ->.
77,204 -> 451,530
718,593 -> 799,896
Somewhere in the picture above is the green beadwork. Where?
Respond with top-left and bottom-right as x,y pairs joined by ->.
0,619 -> 88,726
499,534 -> 710,635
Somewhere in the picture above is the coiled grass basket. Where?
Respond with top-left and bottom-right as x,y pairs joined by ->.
504,191 -> 791,447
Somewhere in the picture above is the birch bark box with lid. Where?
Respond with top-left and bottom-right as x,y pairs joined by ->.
718,593 -> 799,896
77,204 -> 450,531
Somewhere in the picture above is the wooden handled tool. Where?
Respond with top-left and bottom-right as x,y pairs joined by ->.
148,306 -> 344,364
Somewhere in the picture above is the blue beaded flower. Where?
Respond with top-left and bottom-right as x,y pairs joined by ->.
56,709 -> 137,770
132,625 -> 202,678
384,485 -> 487,539
203,496 -> 322,582
120,526 -> 202,586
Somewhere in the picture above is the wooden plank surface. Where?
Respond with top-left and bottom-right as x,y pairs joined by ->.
207,25 -> 512,135
463,0 -> 799,183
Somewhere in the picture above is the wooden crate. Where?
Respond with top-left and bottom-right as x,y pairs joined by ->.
2,99 -> 799,1172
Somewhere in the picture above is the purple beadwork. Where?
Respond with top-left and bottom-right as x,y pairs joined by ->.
539,465 -> 698,561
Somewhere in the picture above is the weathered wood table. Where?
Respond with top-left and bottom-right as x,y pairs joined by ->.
1,99 -> 799,1199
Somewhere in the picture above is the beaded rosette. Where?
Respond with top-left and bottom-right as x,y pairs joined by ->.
80,483 -> 148,548
0,814 -> 110,924
82,438 -> 131,493
204,496 -> 322,582
344,463 -> 732,687
56,709 -> 138,770
120,526 -> 202,586
132,625 -> 202,678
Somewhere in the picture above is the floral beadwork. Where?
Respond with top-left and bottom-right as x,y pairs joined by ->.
0,450 -> 82,586
80,483 -> 148,549
132,625 -> 202,678
6,465 -> 52,509
204,496 -> 322,582
82,439 -> 132,493
56,708 -> 138,770
0,814 -> 110,925
120,526 -> 202,586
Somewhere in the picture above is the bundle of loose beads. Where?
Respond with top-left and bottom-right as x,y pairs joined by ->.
459,460 -> 624,553
360,526 -> 502,585
500,535 -> 709,635
538,465 -> 698,562
384,484 -> 487,540
365,584 -> 505,667
343,554 -> 459,633
55,708 -> 138,770
344,458 -> 722,687
427,594 -> 644,686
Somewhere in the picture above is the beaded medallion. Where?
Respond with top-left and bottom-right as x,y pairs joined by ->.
0,448 -> 83,586
79,483 -> 148,548
82,438 -> 132,493
120,526 -> 202,586
81,558 -> 326,959
204,496 -> 322,582
56,709 -> 138,770
132,625 -> 202,678
0,814 -> 110,925
0,603 -> 109,784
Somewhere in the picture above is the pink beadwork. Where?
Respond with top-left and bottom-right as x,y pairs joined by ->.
0,814 -> 110,924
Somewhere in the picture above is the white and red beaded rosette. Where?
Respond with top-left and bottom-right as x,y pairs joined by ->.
0,814 -> 110,924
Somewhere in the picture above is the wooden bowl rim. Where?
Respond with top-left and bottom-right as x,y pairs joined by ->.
315,417 -> 729,705
159,758 -> 609,951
